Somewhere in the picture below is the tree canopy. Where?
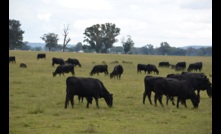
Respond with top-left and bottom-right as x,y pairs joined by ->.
83,23 -> 120,53
41,33 -> 59,51
9,19 -> 25,50
122,35 -> 134,54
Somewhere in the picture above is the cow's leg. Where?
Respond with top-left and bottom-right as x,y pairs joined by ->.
64,94 -> 69,109
158,95 -> 164,108
143,91 -> 147,104
154,94 -> 158,107
94,97 -> 99,108
176,98 -> 180,108
70,95 -> 74,108
147,92 -> 153,105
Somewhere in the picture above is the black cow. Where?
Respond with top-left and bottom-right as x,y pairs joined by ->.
52,57 -> 65,67
154,77 -> 199,108
90,64 -> 108,76
20,63 -> 27,68
159,62 -> 170,67
167,73 -> 212,98
143,75 -> 175,106
175,62 -> 186,71
65,76 -> 113,108
110,65 -> 124,80
9,56 -> 16,63
187,62 -> 203,72
137,64 -> 148,74
65,58 -> 81,67
53,64 -> 75,77
37,53 -> 46,59
146,64 -> 159,75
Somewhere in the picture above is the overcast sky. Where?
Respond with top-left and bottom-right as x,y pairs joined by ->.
9,0 -> 212,48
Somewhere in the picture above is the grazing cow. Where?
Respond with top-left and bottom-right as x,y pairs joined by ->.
167,73 -> 212,98
110,65 -> 124,80
137,64 -> 148,74
65,76 -> 113,108
175,62 -> 186,71
65,58 -> 82,67
20,63 -> 27,68
146,64 -> 159,75
154,77 -> 199,108
143,75 -> 175,106
90,64 -> 108,76
159,62 -> 170,67
9,56 -> 16,63
52,57 -> 65,67
37,53 -> 46,59
53,64 -> 75,77
187,62 -> 203,72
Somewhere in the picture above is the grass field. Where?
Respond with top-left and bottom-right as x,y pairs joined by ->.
9,50 -> 212,134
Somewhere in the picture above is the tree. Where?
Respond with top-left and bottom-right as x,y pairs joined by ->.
41,33 -> 59,51
122,35 -> 134,54
158,42 -> 171,55
62,24 -> 71,52
9,19 -> 25,50
83,23 -> 120,53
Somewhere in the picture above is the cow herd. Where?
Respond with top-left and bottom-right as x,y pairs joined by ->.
9,53 -> 212,109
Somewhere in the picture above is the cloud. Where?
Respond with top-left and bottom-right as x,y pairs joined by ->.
37,13 -> 52,22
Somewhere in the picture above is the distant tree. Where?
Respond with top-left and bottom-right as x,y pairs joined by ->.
158,42 -> 171,55
41,33 -> 59,51
20,41 -> 31,50
62,24 -> 71,52
9,19 -> 25,50
83,23 -> 120,53
75,42 -> 82,52
122,35 -> 134,54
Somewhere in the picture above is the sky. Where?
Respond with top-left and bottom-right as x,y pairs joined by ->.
9,0 -> 212,48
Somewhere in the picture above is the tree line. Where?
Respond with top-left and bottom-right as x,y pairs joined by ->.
9,19 -> 211,56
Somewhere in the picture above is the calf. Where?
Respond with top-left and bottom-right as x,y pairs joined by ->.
146,64 -> 159,75
110,65 -> 124,80
137,64 -> 148,74
159,62 -> 169,67
53,64 -> 75,77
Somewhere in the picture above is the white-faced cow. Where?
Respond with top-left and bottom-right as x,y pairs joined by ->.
53,64 -> 75,77
90,64 -> 108,76
52,57 -> 65,67
65,76 -> 113,108
65,58 -> 82,67
110,65 -> 124,80
154,77 -> 200,108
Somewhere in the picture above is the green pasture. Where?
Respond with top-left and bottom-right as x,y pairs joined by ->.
9,50 -> 212,134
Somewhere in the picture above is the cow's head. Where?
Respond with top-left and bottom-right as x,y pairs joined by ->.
105,94 -> 113,107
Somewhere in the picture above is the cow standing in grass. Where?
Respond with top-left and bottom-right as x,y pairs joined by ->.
65,76 -> 113,108
110,65 -> 124,80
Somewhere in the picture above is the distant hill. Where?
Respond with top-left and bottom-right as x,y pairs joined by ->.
27,43 -> 75,48
178,45 -> 212,50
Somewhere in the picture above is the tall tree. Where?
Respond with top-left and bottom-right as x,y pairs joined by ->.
62,24 -> 71,52
122,35 -> 134,54
83,23 -> 120,53
9,19 -> 25,50
158,42 -> 170,55
41,33 -> 59,51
